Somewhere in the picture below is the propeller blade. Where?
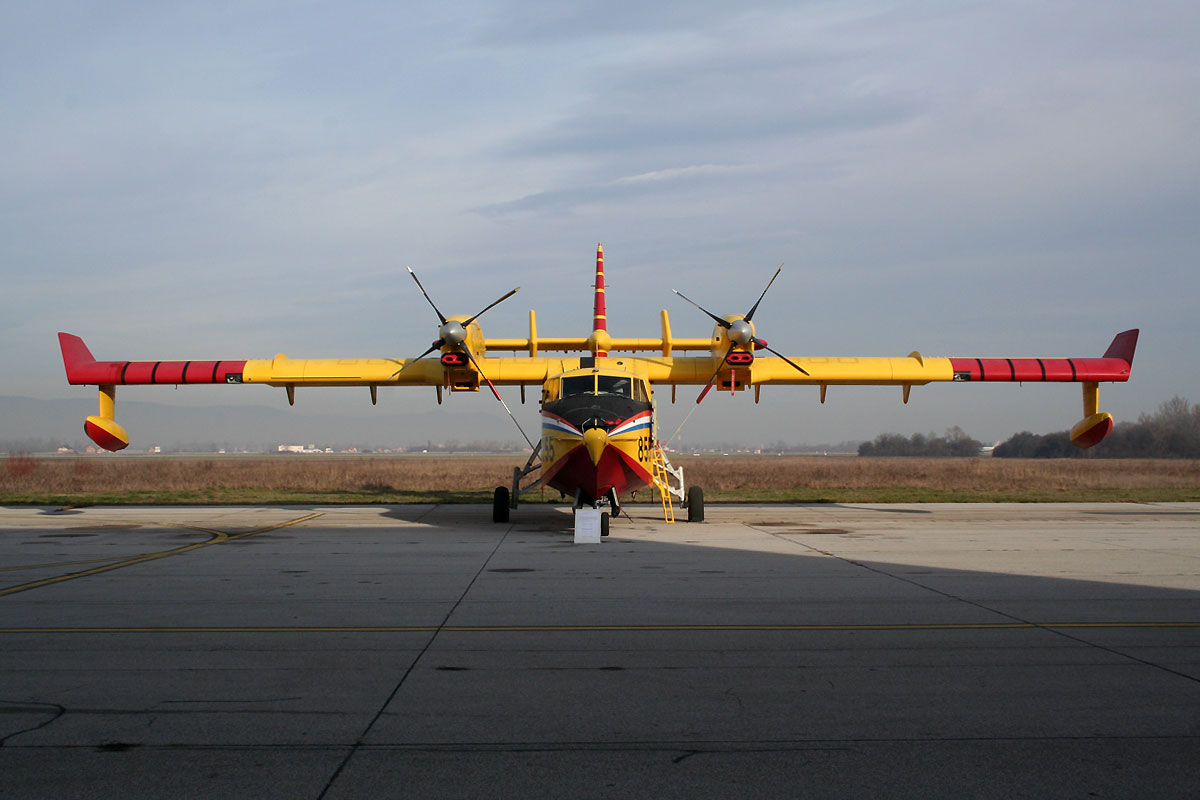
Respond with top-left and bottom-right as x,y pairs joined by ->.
407,267 -> 447,324
388,340 -> 443,380
744,265 -> 782,322
463,286 -> 521,327
673,289 -> 730,329
755,340 -> 810,376
462,347 -> 537,450
697,343 -> 736,403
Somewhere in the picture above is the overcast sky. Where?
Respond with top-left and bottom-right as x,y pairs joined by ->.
3,0 -> 1197,445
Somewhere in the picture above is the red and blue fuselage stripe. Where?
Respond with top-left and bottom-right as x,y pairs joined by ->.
608,410 -> 652,437
541,411 -> 583,437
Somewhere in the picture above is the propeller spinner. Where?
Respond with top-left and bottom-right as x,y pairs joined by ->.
673,265 -> 809,403
390,268 -> 519,380
390,268 -> 534,449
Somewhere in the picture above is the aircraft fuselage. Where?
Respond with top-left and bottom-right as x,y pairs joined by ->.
539,366 -> 656,506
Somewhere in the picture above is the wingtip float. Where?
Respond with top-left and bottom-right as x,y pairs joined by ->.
58,250 -> 1139,529
59,331 -> 248,453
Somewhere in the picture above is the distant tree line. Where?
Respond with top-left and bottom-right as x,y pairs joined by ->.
858,426 -> 982,457
995,396 -> 1200,458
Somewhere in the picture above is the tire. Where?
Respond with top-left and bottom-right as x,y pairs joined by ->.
686,486 -> 704,523
601,511 -> 610,537
492,486 -> 510,523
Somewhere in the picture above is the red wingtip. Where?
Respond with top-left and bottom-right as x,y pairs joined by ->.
1102,329 -> 1139,365
58,333 -> 97,382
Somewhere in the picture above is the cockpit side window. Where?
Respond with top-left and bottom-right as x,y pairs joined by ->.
632,379 -> 649,403
596,375 -> 632,397
561,376 -> 594,397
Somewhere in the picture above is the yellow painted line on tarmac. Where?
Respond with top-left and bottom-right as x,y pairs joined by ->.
0,513 -> 323,597
0,557 -> 133,572
0,621 -> 1196,634
0,522 -> 228,572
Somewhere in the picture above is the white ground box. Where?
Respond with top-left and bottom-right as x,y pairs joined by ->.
574,509 -> 602,543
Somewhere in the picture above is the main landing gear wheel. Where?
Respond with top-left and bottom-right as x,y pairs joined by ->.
492,486 -> 510,523
686,486 -> 705,523
601,511 -> 610,537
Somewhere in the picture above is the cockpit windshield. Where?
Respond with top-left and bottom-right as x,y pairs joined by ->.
561,376 -> 594,397
558,374 -> 648,402
596,375 -> 631,397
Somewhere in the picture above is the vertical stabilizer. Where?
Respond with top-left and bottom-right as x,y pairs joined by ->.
592,243 -> 608,356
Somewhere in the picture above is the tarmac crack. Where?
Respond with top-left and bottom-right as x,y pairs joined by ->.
316,523 -> 513,800
0,512 -> 323,597
0,700 -> 66,747
761,528 -> 1200,687
5,734 -> 1200,752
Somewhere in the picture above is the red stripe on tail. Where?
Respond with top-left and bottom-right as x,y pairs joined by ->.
593,242 -> 607,356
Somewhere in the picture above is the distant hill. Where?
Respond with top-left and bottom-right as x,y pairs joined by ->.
3,395 -> 866,455
0,395 -> 516,452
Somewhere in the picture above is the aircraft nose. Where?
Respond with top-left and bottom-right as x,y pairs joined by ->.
583,427 -> 608,466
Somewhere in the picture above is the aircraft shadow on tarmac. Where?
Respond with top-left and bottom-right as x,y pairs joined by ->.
1,503 -> 1198,799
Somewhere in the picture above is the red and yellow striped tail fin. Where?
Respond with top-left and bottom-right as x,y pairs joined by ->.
592,243 -> 607,353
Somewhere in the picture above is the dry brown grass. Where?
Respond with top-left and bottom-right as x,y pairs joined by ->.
682,456 -> 1200,493
2,454 -> 1198,503
0,455 -> 517,495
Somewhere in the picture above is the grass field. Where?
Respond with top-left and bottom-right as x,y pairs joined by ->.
2,454 -> 1198,505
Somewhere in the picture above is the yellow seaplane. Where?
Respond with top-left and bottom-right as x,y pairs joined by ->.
59,245 -> 1138,533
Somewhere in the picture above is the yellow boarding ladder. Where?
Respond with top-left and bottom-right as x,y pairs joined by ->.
651,444 -> 685,523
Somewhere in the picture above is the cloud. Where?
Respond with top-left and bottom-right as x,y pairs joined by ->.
476,162 -> 763,215
2,1 -> 1197,442
472,0 -> 805,45
612,164 -> 758,185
